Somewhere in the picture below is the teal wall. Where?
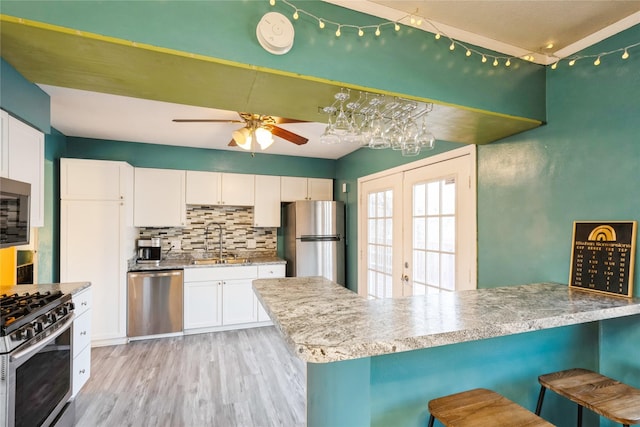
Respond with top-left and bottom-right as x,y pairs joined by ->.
1,0 -> 545,120
64,137 -> 335,177
0,59 -> 50,132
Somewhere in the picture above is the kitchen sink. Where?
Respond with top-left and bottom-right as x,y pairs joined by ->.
191,258 -> 251,265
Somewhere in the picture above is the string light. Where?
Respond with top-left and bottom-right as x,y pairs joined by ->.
273,0 -> 639,71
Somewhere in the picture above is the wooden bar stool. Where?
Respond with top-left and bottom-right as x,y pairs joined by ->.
427,388 -> 554,426
535,368 -> 640,427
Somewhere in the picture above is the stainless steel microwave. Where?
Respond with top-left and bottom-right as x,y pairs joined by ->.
0,177 -> 31,248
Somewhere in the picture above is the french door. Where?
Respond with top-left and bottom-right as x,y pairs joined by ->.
358,146 -> 476,298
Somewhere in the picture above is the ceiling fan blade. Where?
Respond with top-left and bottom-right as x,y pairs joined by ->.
228,139 -> 238,146
273,116 -> 307,124
267,125 -> 309,145
173,119 -> 243,123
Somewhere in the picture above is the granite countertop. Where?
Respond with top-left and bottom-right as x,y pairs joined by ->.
128,256 -> 286,272
1,281 -> 91,296
253,277 -> 640,363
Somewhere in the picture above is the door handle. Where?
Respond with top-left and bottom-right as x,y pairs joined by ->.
401,274 -> 409,283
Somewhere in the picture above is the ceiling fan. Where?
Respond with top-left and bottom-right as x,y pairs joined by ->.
173,112 -> 309,151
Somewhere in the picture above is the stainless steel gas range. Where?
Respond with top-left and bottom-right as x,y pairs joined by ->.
1,291 -> 75,427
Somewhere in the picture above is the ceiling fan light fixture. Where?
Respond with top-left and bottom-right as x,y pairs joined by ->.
255,127 -> 274,150
232,127 -> 253,150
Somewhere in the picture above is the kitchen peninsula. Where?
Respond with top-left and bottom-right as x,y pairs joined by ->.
253,278 -> 640,427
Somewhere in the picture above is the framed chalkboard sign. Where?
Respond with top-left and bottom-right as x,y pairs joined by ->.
569,221 -> 637,297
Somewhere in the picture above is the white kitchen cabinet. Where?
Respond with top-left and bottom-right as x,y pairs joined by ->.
184,280 -> 222,329
61,158 -> 127,201
256,264 -> 285,322
281,176 -> 333,202
221,172 -> 255,206
222,278 -> 257,325
186,170 -> 254,206
0,110 -> 8,177
134,167 -> 186,227
60,159 -> 134,347
185,170 -> 220,205
71,287 -> 92,398
253,175 -> 281,227
5,114 -> 45,227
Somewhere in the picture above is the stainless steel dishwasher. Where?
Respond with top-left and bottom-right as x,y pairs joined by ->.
127,270 -> 183,337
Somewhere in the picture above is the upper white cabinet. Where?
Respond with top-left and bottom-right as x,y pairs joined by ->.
254,175 -> 281,228
134,167 -> 186,227
281,177 -> 333,202
186,170 -> 254,206
185,170 -> 220,205
221,173 -> 255,206
2,113 -> 45,227
61,158 -> 128,201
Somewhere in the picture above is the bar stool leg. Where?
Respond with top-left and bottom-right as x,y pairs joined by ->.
427,414 -> 435,427
576,404 -> 582,427
535,386 -> 546,415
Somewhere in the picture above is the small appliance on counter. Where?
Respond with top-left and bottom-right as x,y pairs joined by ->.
136,237 -> 162,264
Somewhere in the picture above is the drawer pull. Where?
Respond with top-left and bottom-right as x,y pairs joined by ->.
79,369 -> 86,374
80,331 -> 87,336
81,301 -> 88,306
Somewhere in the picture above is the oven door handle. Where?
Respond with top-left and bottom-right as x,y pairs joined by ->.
10,314 -> 75,363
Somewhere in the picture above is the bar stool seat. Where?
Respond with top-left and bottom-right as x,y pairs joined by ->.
536,368 -> 640,427
428,388 -> 554,426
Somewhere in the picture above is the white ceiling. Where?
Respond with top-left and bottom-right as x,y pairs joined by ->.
41,1 -> 640,160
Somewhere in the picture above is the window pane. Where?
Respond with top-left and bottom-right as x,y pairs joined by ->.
385,246 -> 393,274
414,217 -> 425,249
376,192 -> 385,218
427,181 -> 440,215
385,190 -> 393,217
427,218 -> 440,250
385,218 -> 393,246
441,253 -> 455,291
413,284 -> 426,295
426,251 -> 440,286
369,245 -> 376,269
368,193 -> 376,218
413,250 -> 426,284
385,274 -> 393,298
414,183 -> 426,216
377,272 -> 385,298
368,219 -> 376,243
442,216 -> 455,252
376,218 -> 385,244
442,178 -> 456,215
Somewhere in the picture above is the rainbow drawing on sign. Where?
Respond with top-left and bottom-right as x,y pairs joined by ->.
588,225 -> 617,241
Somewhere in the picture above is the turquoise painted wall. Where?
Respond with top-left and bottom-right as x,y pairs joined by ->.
477,24 -> 640,292
1,0 -> 545,120
0,59 -> 50,132
64,137 -> 335,177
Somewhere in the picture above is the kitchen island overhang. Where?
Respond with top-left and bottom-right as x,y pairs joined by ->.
253,277 -> 640,427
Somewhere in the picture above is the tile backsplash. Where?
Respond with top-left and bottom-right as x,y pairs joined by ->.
138,205 -> 277,257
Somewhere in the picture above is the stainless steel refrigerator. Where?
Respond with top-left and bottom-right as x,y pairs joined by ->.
283,200 -> 345,286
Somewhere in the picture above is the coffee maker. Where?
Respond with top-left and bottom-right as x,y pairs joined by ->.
137,237 -> 162,264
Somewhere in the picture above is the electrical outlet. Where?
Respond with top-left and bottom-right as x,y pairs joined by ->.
169,239 -> 181,251
247,239 -> 257,249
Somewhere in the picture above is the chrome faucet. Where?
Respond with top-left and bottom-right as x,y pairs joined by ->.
205,222 -> 224,260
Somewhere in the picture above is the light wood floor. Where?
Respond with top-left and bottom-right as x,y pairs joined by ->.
74,326 -> 306,427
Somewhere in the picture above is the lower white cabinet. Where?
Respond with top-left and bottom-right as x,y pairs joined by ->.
222,278 -> 257,325
183,264 -> 285,333
72,287 -> 92,398
184,280 -> 222,329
